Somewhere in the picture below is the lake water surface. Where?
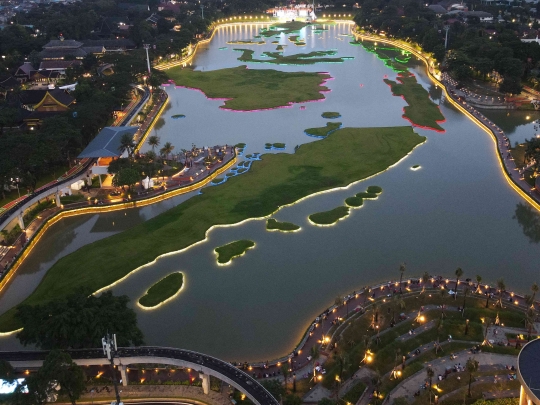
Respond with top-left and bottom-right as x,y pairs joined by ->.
1,23 -> 540,361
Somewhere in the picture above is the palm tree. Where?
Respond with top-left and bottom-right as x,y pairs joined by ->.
462,286 -> 470,315
399,263 -> 406,294
119,133 -> 136,158
454,268 -> 463,300
440,288 -> 447,318
281,363 -> 289,392
421,271 -> 429,293
160,142 -> 175,163
334,352 -> 349,382
475,275 -> 482,294
526,307 -> 536,341
426,367 -> 434,388
310,345 -> 319,382
531,282 -> 539,308
391,294 -> 405,323
485,286 -> 491,308
147,135 -> 160,152
496,278 -> 506,308
466,357 -> 479,397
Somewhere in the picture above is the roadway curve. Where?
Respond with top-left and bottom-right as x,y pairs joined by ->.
0,346 -> 279,405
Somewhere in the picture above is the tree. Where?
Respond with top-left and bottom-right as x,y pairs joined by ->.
531,282 -> 539,308
310,345 -> 319,382
113,167 -> 140,191
160,141 -> 175,162
40,350 -> 85,405
496,278 -> 506,308
16,288 -> 145,350
500,75 -> 522,94
399,263 -> 406,294
462,286 -> 470,314
0,360 -> 15,382
391,294 -> 405,323
119,132 -> 135,158
466,357 -> 479,397
148,135 -> 161,152
426,366 -> 434,388
454,268 -> 463,300
281,363 -> 290,392
421,271 -> 429,293
475,275 -> 482,294
261,379 -> 285,402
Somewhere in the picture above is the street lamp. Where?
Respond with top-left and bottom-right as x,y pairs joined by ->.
11,177 -> 20,198
102,334 -> 123,405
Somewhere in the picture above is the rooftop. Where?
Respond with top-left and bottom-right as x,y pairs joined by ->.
78,126 -> 139,159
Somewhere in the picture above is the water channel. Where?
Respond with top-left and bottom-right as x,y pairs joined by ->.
1,22 -> 540,361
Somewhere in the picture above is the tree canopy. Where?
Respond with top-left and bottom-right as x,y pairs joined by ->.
16,288 -> 144,349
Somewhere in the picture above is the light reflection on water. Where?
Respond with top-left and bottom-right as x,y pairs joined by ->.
1,23 -> 540,359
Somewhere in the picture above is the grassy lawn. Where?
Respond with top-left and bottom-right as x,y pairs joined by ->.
384,72 -> 445,132
235,50 -> 351,65
342,381 -> 367,403
309,206 -> 350,225
304,122 -> 342,138
266,218 -> 300,232
138,272 -> 184,308
0,126 -> 424,332
60,194 -> 86,205
214,240 -> 255,265
166,66 -> 331,111
322,112 -> 341,119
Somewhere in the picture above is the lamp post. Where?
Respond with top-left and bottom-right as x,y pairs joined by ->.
102,333 -> 122,405
465,319 -> 469,335
11,177 -> 20,198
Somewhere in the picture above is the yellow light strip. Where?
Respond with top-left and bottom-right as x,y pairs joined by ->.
353,30 -> 540,212
155,20 -> 355,71
0,157 -> 236,298
137,272 -> 186,311
134,95 -> 170,153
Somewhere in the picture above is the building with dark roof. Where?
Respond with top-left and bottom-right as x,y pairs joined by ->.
40,38 -> 136,60
19,89 -> 75,128
78,126 -> 138,159
517,338 -> 540,404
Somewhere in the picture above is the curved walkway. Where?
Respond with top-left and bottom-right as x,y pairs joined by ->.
0,346 -> 278,405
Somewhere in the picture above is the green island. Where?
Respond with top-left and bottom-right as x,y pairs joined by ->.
384,72 -> 446,132
235,49 -> 351,65
412,164 -> 421,170
167,66 -> 331,111
304,122 -> 342,138
211,178 -> 224,184
226,40 -> 265,45
215,240 -> 255,265
345,186 -> 383,207
359,42 -> 409,72
259,21 -> 307,37
309,206 -> 350,226
265,142 -> 286,149
171,114 -> 186,119
0,126 -> 424,331
288,35 -> 300,43
276,45 -> 284,51
344,196 -> 364,207
138,272 -> 184,308
266,218 -> 301,232
321,111 -> 341,119
295,41 -> 306,46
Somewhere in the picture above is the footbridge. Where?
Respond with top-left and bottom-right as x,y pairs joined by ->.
0,347 -> 278,405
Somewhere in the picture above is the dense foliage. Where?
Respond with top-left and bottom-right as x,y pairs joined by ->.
15,288 -> 144,349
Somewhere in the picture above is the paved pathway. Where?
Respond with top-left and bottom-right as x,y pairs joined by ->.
388,352 -> 517,402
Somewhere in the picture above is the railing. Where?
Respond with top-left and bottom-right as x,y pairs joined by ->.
0,346 -> 279,405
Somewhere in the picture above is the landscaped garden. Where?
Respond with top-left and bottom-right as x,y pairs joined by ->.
0,126 -> 425,332
166,66 -> 332,111
138,272 -> 184,308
